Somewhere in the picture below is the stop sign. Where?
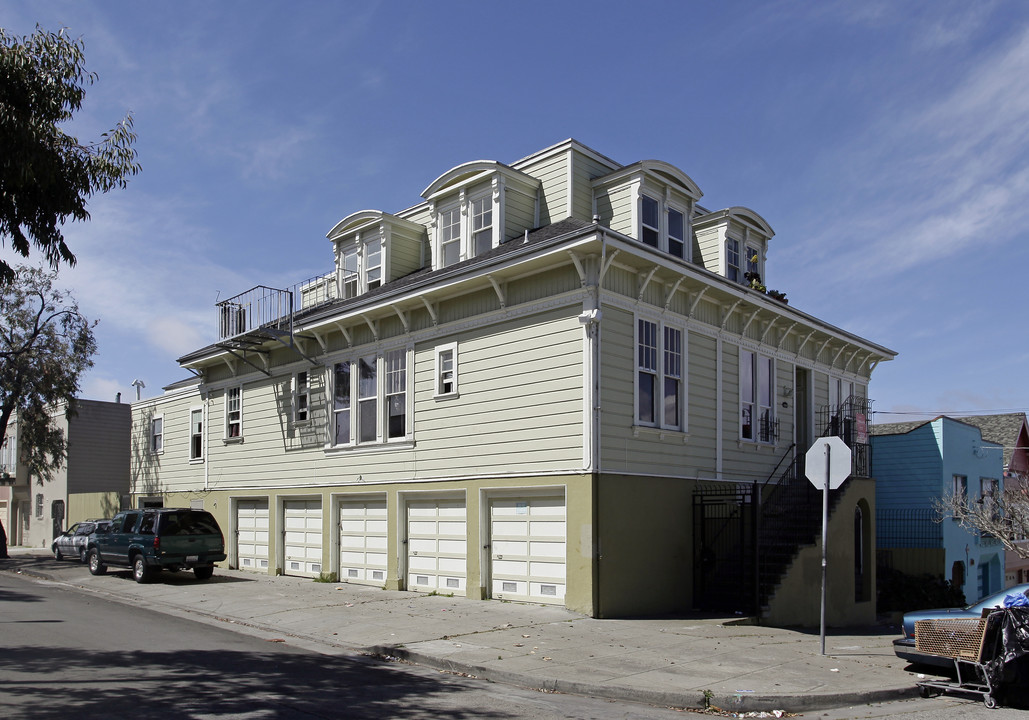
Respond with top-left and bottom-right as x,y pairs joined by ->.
805,436 -> 852,490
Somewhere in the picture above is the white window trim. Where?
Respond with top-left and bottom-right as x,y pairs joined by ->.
189,406 -> 204,463
740,348 -> 775,444
150,415 -> 164,455
224,386 -> 243,443
437,201 -> 463,268
636,189 -> 692,261
384,348 -> 410,442
433,183 -> 501,270
328,347 -> 412,450
292,370 -> 311,426
726,237 -> 741,283
434,342 -> 459,399
633,316 -> 687,433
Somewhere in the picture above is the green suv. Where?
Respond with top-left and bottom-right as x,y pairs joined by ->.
87,508 -> 226,583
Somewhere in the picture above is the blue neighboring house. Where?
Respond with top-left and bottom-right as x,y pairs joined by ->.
872,416 -> 1005,604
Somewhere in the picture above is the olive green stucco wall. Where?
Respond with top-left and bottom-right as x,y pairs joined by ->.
763,477 -> 877,627
595,474 -> 696,618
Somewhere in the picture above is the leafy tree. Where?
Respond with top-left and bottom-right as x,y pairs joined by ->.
933,481 -> 1029,561
0,26 -> 140,285
0,266 -> 97,557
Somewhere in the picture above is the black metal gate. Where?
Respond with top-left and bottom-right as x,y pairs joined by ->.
692,483 -> 758,615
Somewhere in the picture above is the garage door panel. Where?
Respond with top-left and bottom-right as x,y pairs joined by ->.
236,500 -> 269,573
493,540 -> 527,556
529,540 -> 565,558
493,519 -> 527,535
283,499 -> 323,578
406,497 -> 466,595
437,521 -> 465,535
437,538 -> 466,554
489,495 -> 565,605
338,497 -> 388,587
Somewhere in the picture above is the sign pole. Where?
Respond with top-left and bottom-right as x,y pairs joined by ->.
820,444 -> 829,656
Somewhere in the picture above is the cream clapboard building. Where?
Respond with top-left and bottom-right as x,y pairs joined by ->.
132,140 -> 896,622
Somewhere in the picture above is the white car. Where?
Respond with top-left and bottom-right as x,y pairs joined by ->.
52,520 -> 111,563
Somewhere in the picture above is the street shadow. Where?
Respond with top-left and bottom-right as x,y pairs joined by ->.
0,639 -> 517,720
101,568 -> 254,586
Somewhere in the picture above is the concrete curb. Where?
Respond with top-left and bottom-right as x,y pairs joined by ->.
369,645 -> 921,713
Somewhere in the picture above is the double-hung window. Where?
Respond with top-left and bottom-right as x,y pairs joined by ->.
150,416 -> 164,454
471,195 -> 493,256
636,319 -> 685,430
440,206 -> 461,267
981,477 -> 1000,522
727,239 -> 741,283
640,195 -> 660,247
341,247 -> 359,299
435,343 -> 458,397
668,208 -> 686,259
953,475 -> 968,516
333,361 -> 351,445
385,349 -> 407,439
293,370 -> 310,424
740,349 -> 775,442
746,245 -> 760,279
189,408 -> 203,461
365,239 -> 382,291
225,387 -> 242,439
357,356 -> 377,443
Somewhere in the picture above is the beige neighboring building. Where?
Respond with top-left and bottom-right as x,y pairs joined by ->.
1,399 -> 130,549
131,140 -> 895,624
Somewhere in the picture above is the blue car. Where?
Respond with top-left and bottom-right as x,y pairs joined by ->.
894,583 -> 1029,667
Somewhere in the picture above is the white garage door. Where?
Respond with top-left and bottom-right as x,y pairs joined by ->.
489,495 -> 566,605
339,496 -> 387,586
283,499 -> 323,577
236,498 -> 269,572
407,497 -> 466,594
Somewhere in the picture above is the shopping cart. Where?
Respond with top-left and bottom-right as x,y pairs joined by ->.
914,607 -> 1029,708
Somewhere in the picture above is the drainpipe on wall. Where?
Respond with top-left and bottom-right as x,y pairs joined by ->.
204,387 -> 210,492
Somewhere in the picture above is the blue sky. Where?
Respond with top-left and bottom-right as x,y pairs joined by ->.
3,1 -> 1028,423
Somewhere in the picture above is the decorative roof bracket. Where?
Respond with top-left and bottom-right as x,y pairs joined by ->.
420,297 -> 438,327
664,276 -> 685,311
637,266 -> 658,303
721,300 -> 742,330
487,275 -> 506,309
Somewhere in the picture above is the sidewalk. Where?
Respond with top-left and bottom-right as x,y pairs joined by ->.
1,548 -> 929,714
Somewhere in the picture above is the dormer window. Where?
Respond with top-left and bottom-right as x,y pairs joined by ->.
366,238 -> 382,290
472,195 -> 493,256
341,247 -> 359,298
422,160 -> 540,272
337,234 -> 384,298
638,193 -> 690,259
641,195 -> 660,247
727,238 -> 741,283
440,206 -> 461,266
668,208 -> 685,259
326,210 -> 426,301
